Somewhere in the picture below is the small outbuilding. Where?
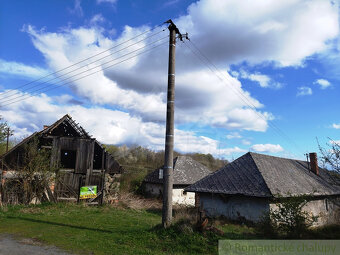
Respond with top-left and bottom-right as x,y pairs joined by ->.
185,152 -> 340,226
143,156 -> 212,206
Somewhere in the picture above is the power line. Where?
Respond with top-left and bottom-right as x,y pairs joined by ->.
0,35 -> 169,105
0,28 -> 167,102
0,23 -> 165,97
183,40 -> 305,156
0,38 -> 168,108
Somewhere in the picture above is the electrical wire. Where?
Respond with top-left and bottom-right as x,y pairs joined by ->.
0,38 -> 169,107
0,28 -> 167,102
0,23 -> 166,97
0,36 -> 169,104
183,40 -> 305,156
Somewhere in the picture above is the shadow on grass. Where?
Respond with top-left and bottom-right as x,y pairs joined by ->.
145,208 -> 162,216
6,216 -> 114,234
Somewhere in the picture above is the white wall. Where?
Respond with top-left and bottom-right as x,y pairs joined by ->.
199,193 -> 269,222
199,193 -> 340,226
173,189 -> 195,206
144,183 -> 195,206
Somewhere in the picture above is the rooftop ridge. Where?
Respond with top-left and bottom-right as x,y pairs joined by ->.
248,151 -> 307,163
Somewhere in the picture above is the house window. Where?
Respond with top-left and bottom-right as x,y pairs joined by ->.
325,199 -> 329,211
60,150 -> 76,169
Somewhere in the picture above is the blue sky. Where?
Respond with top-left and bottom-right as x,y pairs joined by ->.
0,0 -> 339,161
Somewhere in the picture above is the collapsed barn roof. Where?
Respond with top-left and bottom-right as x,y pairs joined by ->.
1,114 -> 123,174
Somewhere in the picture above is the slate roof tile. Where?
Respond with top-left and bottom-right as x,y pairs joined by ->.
185,152 -> 340,198
143,156 -> 212,185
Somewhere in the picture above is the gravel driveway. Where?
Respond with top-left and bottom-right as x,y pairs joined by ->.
0,235 -> 72,255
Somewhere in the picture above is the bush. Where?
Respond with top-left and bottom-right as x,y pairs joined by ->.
3,137 -> 57,205
258,195 -> 318,238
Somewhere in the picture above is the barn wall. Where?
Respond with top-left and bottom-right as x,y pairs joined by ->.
51,137 -> 95,174
199,193 -> 270,222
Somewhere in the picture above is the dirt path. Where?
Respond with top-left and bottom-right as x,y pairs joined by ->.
0,235 -> 72,255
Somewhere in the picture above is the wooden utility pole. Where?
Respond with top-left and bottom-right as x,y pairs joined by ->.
162,19 -> 186,228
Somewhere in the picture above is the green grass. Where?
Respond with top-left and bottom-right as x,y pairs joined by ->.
0,203 -> 256,255
0,204 -> 338,254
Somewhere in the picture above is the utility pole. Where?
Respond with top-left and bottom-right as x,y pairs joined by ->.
162,19 -> 187,228
6,127 -> 13,153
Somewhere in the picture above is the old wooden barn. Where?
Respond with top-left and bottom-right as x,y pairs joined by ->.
0,114 -> 123,204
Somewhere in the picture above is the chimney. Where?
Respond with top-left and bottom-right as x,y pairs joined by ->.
309,152 -> 319,175
43,125 -> 49,130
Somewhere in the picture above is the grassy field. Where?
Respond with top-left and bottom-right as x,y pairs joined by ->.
0,203 -> 339,255
0,203 -> 257,255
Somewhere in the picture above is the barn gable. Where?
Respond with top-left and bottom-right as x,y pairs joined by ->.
1,114 -> 123,174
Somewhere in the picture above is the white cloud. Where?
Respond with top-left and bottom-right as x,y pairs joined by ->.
176,0 -> 338,67
163,0 -> 180,7
332,123 -> 340,129
239,70 -> 282,89
226,132 -> 242,139
6,0 -> 338,152
297,86 -> 312,96
22,24 -> 272,132
330,140 -> 340,145
251,143 -> 284,153
69,0 -> 83,17
0,59 -> 49,79
19,0 -> 339,133
90,14 -> 106,25
175,130 -> 246,156
97,0 -> 117,4
242,139 -> 252,145
0,90 -> 246,157
314,79 -> 331,89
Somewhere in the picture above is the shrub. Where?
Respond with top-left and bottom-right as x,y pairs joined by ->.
259,195 -> 318,238
3,138 -> 57,205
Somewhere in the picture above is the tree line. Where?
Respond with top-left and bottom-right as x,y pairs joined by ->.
103,144 -> 228,193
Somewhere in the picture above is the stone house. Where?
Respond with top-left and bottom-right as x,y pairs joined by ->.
143,156 -> 211,206
185,152 -> 340,226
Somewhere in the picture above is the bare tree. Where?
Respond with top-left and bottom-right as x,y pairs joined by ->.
317,138 -> 340,173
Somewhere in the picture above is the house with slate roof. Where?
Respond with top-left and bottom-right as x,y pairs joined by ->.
143,156 -> 212,206
185,152 -> 340,226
